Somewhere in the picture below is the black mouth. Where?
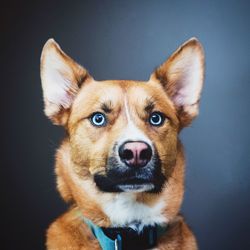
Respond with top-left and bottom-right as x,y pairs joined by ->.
93,155 -> 166,193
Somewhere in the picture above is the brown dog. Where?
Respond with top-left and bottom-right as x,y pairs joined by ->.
40,37 -> 204,250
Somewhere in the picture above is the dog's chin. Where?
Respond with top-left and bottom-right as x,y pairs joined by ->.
93,174 -> 166,193
117,183 -> 155,193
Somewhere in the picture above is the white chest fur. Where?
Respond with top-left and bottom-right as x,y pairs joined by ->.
102,193 -> 167,229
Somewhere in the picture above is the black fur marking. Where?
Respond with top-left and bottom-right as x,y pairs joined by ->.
93,153 -> 166,193
144,99 -> 155,114
101,101 -> 113,113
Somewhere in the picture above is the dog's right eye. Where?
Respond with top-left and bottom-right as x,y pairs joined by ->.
149,112 -> 165,126
90,112 -> 107,127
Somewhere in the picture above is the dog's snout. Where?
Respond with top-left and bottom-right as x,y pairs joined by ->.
119,141 -> 152,168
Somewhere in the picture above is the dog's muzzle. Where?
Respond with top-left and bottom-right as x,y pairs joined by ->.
93,141 -> 165,193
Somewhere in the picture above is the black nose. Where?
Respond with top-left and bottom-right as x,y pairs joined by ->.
118,141 -> 152,168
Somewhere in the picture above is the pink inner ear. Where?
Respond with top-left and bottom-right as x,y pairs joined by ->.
45,67 -> 77,109
41,42 -> 80,112
40,39 -> 90,125
172,89 -> 187,107
169,53 -> 203,108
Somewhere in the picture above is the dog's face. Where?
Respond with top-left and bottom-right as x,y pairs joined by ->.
40,38 -> 204,194
68,80 -> 179,193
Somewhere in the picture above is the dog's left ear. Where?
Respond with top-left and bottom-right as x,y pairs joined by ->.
150,37 -> 205,127
40,39 -> 92,125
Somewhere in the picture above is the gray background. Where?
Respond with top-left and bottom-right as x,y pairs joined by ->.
1,0 -> 250,249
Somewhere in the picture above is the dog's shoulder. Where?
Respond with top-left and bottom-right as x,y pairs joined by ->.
46,208 -> 100,250
157,215 -> 198,250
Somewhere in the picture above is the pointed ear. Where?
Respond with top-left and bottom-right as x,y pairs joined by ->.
40,39 -> 92,125
150,38 -> 205,127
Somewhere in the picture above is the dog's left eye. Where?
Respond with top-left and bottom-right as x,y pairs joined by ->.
149,112 -> 165,126
90,113 -> 107,127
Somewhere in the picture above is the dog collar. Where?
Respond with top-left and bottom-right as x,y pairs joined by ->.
79,215 -> 168,250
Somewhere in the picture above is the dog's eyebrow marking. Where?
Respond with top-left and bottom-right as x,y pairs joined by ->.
100,101 -> 113,113
144,99 -> 155,113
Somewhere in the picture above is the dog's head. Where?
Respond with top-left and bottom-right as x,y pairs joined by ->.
40,38 -> 204,194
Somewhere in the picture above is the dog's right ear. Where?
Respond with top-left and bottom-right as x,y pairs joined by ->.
40,39 -> 91,125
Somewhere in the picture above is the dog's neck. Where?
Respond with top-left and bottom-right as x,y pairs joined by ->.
76,210 -> 169,250
102,192 -> 168,229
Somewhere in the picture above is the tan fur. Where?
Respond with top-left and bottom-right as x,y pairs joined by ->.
41,38 -> 205,249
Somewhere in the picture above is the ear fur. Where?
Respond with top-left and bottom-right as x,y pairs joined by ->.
40,39 -> 91,125
150,37 -> 205,127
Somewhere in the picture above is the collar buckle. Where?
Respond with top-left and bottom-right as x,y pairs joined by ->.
114,234 -> 122,250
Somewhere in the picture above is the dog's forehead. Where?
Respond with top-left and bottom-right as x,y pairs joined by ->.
70,79 -> 177,123
74,79 -> 157,105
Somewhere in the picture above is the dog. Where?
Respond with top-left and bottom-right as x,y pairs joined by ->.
40,37 -> 204,250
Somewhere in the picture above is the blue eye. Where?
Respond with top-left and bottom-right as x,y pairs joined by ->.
90,113 -> 107,127
149,112 -> 165,126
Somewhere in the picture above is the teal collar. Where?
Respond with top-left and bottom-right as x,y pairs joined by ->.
83,217 -> 122,250
78,214 -> 168,250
